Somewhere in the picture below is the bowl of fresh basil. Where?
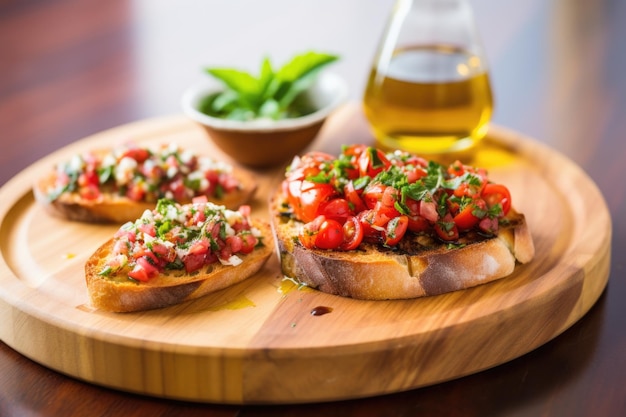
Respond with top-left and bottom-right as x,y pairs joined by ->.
182,51 -> 347,168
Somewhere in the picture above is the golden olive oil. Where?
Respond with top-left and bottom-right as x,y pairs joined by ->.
363,45 -> 493,155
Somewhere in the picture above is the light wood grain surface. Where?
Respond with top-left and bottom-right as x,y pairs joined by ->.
0,106 -> 610,404
2,0 -> 626,415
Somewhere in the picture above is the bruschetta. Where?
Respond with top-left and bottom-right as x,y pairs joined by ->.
85,198 -> 273,312
34,142 -> 256,223
271,145 -> 535,299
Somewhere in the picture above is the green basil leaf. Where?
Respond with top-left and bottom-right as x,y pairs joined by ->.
202,50 -> 339,121
224,107 -> 256,121
258,57 -> 276,99
210,90 -> 239,113
97,165 -> 114,184
258,99 -> 281,119
275,51 -> 339,82
205,68 -> 259,96
277,70 -> 319,109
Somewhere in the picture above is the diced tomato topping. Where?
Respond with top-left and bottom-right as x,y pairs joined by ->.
138,223 -> 156,238
283,146 -> 513,250
447,160 -> 466,177
238,205 -> 251,217
358,147 -> 391,178
218,243 -> 233,261
106,198 -> 261,282
168,178 -> 187,201
362,182 -> 387,209
183,253 -> 205,273
78,170 -> 99,188
121,147 -> 151,163
226,235 -> 243,253
219,174 -> 241,192
188,239 -> 210,256
482,183 -> 512,216
407,214 -> 430,233
298,215 -> 326,249
132,247 -> 159,265
344,181 -> 367,213
137,256 -> 159,275
419,200 -> 439,222
151,242 -> 176,263
339,216 -> 363,250
290,182 -> 337,223
453,204 -> 482,230
320,198 -> 352,223
192,209 -> 206,225
384,215 -> 408,246
128,264 -> 151,282
356,210 -> 379,240
192,195 -> 208,204
373,201 -> 400,227
113,240 -> 130,255
128,255 -> 160,281
79,185 -> 101,200
435,214 -> 459,241
126,184 -> 146,202
342,144 -> 368,158
405,167 -> 428,183
479,216 -> 500,234
454,181 -> 483,198
50,143 -> 245,210
239,233 -> 258,254
315,218 -> 344,250
114,229 -> 136,242
381,186 -> 399,208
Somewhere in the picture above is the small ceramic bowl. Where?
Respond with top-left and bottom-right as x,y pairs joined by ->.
181,72 -> 348,169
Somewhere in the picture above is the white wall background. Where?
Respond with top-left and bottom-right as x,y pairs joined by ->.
129,0 -> 548,136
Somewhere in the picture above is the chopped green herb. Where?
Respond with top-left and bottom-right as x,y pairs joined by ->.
98,266 -> 113,277
446,242 -> 467,250
97,165 -> 114,184
165,258 -> 184,270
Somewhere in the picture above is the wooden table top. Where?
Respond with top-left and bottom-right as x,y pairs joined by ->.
1,0 -> 625,415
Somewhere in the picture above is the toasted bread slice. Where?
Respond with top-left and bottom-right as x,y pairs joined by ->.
271,190 -> 535,300
85,220 -> 273,312
34,144 -> 257,223
34,169 -> 256,224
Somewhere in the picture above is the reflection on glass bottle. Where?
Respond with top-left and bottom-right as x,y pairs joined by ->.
363,0 -> 493,155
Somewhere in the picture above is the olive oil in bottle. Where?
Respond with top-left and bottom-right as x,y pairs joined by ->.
363,44 -> 493,155
363,0 -> 493,156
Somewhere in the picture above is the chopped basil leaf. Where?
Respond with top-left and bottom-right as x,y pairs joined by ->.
156,199 -> 178,217
394,200 -> 409,215
97,165 -> 114,184
353,176 -> 370,190
307,170 -> 332,184
472,206 -> 488,218
184,178 -> 202,191
157,220 -> 173,237
487,203 -> 503,218
98,266 -> 113,276
165,258 -> 184,270
209,236 -> 220,252
214,184 -> 224,199
446,243 -> 466,250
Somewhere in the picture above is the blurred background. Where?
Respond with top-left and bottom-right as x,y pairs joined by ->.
5,0 -> 622,182
1,1 -> 626,415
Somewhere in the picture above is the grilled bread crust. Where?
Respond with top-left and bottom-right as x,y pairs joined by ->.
271,190 -> 535,300
85,220 -> 273,312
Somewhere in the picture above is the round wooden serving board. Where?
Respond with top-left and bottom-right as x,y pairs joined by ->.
0,110 -> 611,404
